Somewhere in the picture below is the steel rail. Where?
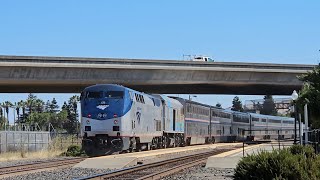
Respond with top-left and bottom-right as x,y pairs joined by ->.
76,148 -> 234,180
0,157 -> 85,176
136,157 -> 207,180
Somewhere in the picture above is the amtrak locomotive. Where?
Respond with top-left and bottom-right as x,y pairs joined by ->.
80,84 -> 295,155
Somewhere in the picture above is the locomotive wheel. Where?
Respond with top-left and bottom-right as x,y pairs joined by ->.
135,137 -> 142,152
163,136 -> 168,148
151,138 -> 157,150
129,137 -> 137,152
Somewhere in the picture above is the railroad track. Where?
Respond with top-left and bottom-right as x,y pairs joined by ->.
77,148 -> 235,180
0,157 -> 85,177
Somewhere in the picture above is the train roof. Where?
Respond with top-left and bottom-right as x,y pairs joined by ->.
83,84 -> 128,91
84,85 -> 293,121
169,96 -> 221,109
250,113 -> 294,121
160,95 -> 183,108
84,84 -> 159,98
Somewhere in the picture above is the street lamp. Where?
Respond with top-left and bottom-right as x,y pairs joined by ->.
292,90 -> 299,144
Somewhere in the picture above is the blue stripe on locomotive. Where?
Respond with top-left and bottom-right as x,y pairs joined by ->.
81,84 -> 133,120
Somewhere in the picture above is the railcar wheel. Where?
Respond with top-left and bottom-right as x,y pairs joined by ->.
129,137 -> 137,152
135,137 -> 142,152
205,137 -> 209,144
212,137 -> 215,144
151,138 -> 158,150
162,136 -> 167,148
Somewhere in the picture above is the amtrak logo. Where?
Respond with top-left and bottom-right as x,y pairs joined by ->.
136,107 -> 142,124
136,112 -> 141,124
96,101 -> 109,110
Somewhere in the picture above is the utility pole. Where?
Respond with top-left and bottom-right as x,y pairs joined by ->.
304,104 -> 308,144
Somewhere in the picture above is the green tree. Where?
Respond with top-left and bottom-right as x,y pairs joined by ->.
63,96 -> 80,133
35,99 -> 44,113
46,98 -> 65,131
297,64 -> 320,128
260,95 -> 277,115
26,93 -> 37,114
231,96 -> 244,112
27,112 -> 50,128
50,98 -> 59,113
53,110 -> 68,130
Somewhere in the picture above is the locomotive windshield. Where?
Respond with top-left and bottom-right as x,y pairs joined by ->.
87,91 -> 102,98
105,91 -> 123,98
83,91 -> 124,99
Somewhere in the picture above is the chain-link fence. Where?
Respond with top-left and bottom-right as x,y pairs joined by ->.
49,132 -> 81,151
306,129 -> 320,153
240,129 -> 320,156
241,129 -> 295,156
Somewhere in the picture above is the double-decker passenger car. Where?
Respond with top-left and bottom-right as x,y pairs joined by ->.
171,97 -> 213,145
250,113 -> 295,140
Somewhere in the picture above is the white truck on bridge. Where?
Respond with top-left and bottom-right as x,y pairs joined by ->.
183,55 -> 214,62
192,56 -> 214,62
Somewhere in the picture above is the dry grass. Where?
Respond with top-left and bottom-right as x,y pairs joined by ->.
0,149 -> 65,162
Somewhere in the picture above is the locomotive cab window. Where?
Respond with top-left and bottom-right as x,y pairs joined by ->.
105,91 -> 124,98
80,91 -> 84,100
87,91 -> 102,98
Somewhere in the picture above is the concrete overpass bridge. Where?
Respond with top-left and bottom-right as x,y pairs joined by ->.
0,55 -> 315,95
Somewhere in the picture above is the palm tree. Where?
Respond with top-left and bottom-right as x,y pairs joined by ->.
0,107 -> 4,128
21,100 -> 27,123
16,100 -> 25,123
2,101 -> 13,125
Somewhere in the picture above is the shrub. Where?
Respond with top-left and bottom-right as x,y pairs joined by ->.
234,145 -> 320,180
64,145 -> 85,157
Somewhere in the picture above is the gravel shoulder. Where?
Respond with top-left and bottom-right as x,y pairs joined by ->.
0,167 -> 112,180
0,145 -> 237,180
0,157 -> 80,168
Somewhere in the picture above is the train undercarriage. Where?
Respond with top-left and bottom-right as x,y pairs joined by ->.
82,133 -> 187,156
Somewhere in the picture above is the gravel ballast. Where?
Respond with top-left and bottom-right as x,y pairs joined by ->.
0,167 -> 112,180
1,165 -> 234,180
161,164 -> 234,180
0,145 -> 238,179
0,157 -> 79,168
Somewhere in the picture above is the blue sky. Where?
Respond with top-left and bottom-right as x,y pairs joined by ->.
0,1 -> 319,123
